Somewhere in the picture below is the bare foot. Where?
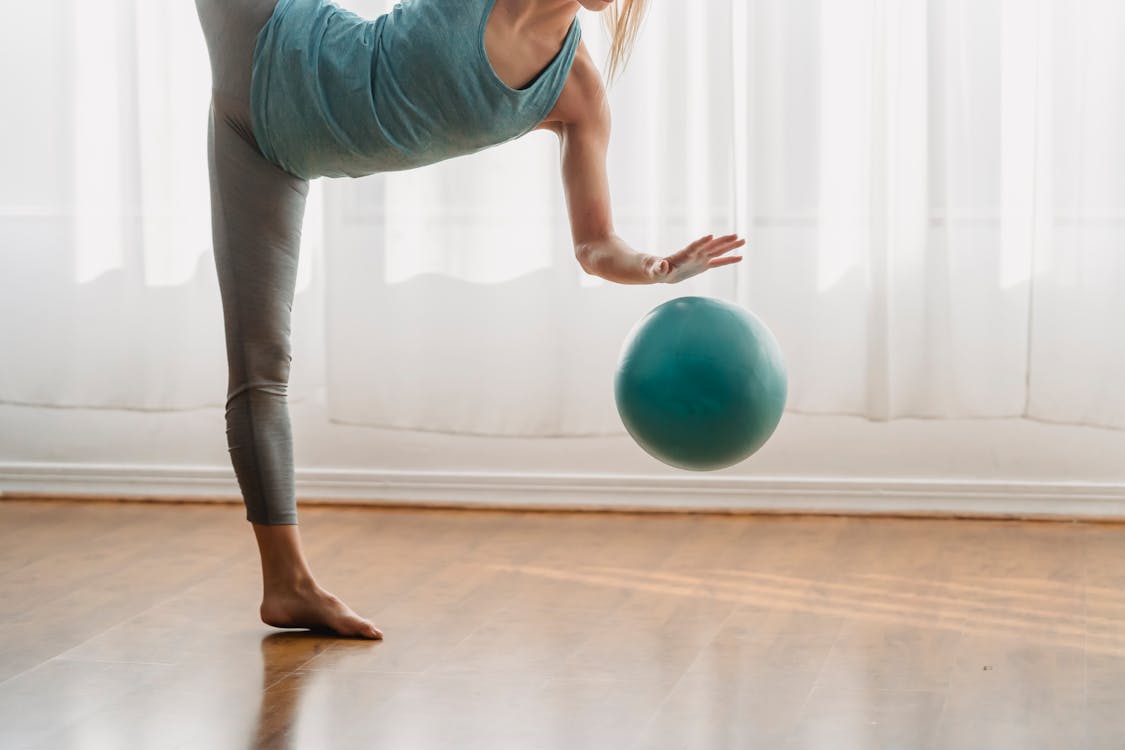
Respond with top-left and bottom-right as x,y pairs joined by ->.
260,581 -> 382,639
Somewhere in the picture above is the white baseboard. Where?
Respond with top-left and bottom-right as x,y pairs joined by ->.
3,461 -> 1125,519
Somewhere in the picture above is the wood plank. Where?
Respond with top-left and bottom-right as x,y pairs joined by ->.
0,500 -> 1123,749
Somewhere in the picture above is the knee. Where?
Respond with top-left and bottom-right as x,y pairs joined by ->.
230,339 -> 293,397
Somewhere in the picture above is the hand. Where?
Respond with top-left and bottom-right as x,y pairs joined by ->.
647,234 -> 746,284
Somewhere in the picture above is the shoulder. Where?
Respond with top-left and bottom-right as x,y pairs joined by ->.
535,40 -> 610,138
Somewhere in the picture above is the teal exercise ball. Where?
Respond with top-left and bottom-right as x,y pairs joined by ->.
614,296 -> 787,471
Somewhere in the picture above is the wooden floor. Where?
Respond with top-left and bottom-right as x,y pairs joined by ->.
1,501 -> 1124,750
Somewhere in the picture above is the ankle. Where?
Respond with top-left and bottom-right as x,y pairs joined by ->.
252,523 -> 317,594
263,567 -> 317,595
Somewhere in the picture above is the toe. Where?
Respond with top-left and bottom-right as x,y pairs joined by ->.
337,611 -> 381,639
350,617 -> 382,639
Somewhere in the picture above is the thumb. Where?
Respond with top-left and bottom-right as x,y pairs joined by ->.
649,257 -> 669,278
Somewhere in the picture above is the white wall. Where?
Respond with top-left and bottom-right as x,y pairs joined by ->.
4,392 -> 1125,518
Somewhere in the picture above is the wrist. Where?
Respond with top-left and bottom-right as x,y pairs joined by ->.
578,236 -> 663,285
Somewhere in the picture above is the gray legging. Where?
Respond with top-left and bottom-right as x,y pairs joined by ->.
195,0 -> 307,525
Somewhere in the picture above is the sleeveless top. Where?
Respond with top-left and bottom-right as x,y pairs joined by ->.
250,0 -> 582,179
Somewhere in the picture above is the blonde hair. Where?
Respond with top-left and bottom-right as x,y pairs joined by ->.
602,0 -> 650,83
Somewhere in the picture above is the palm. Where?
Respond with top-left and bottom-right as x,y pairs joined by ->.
651,234 -> 746,284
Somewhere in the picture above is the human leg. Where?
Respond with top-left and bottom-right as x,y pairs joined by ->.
197,0 -> 380,638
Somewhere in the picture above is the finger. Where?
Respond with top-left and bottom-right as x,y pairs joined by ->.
687,234 -> 715,253
703,233 -> 739,248
707,238 -> 747,257
703,233 -> 740,246
708,256 -> 743,268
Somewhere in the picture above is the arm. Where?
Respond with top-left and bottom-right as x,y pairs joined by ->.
553,78 -> 746,284
556,101 -> 655,284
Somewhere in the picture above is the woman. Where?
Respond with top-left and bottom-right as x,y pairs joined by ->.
194,0 -> 746,639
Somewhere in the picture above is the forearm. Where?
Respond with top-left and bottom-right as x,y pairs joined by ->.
577,235 -> 661,285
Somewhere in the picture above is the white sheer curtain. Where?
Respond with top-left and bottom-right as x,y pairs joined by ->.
0,0 -> 324,411
2,1 -> 1123,436
326,0 -> 1125,434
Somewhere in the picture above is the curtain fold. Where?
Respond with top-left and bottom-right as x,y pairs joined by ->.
2,0 -> 1123,436
0,0 -> 325,411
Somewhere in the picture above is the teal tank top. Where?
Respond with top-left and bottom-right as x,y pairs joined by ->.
250,0 -> 582,179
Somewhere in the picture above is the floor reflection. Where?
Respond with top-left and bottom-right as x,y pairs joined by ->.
251,632 -> 380,750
